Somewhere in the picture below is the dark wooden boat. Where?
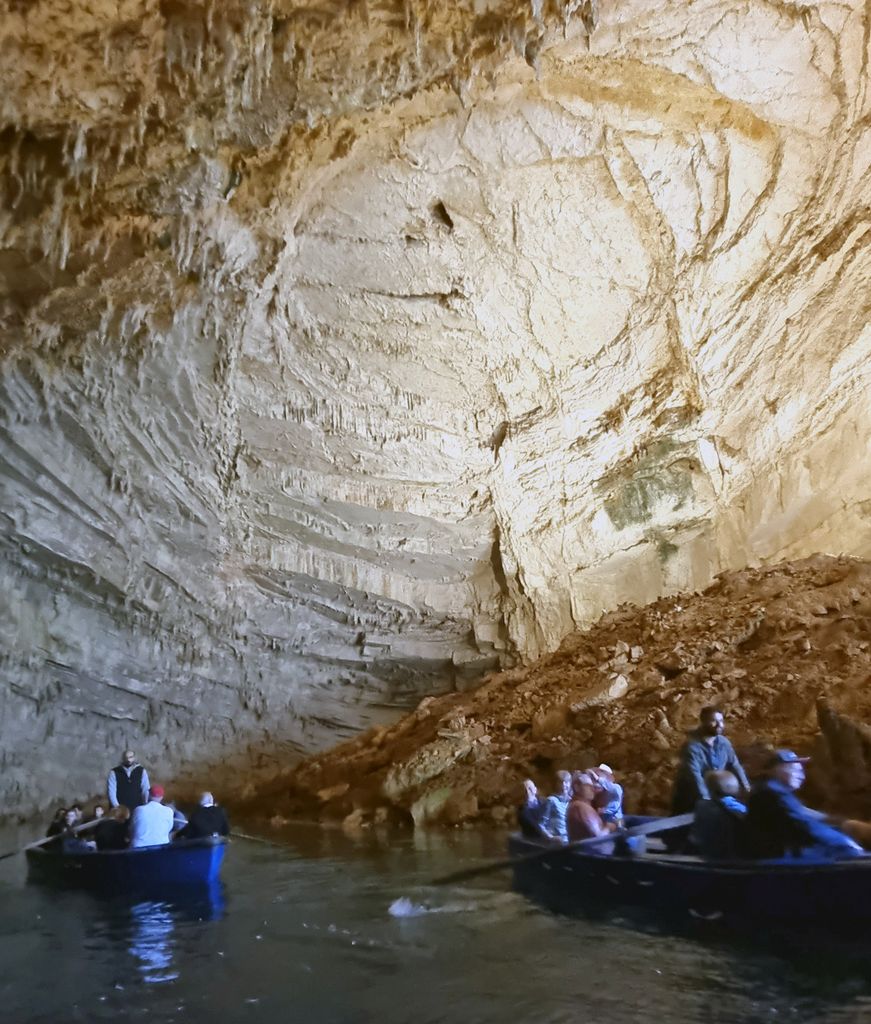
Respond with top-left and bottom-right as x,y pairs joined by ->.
508,832 -> 871,924
26,836 -> 227,890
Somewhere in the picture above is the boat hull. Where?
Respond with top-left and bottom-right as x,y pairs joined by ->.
509,834 -> 871,924
26,837 -> 227,890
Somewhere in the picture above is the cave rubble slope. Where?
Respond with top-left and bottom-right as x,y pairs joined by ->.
242,555 -> 871,827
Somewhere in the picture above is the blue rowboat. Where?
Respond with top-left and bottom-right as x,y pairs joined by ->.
26,836 -> 227,890
508,832 -> 871,925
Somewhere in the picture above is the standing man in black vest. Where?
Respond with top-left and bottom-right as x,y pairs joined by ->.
107,749 -> 150,811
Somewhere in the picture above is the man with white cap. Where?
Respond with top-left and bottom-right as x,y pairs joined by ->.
589,764 -> 624,827
744,749 -> 863,860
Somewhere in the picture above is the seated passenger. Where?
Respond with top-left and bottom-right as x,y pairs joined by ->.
94,806 -> 130,851
566,772 -> 614,853
589,764 -> 624,827
178,793 -> 230,840
167,801 -> 188,832
744,749 -> 864,861
129,785 -> 174,849
691,770 -> 746,859
92,804 -> 106,820
58,809 -> 96,854
46,807 -> 68,838
539,771 -> 573,843
517,779 -> 546,839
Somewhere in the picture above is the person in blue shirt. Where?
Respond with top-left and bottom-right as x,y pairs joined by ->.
744,749 -> 864,861
538,770 -> 573,843
667,707 -> 750,851
691,770 -> 747,858
670,707 -> 750,815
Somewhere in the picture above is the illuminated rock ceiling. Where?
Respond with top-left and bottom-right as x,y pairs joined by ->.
1,0 -> 870,813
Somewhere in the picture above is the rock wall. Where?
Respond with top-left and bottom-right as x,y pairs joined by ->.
247,555 -> 871,829
1,1 -> 871,816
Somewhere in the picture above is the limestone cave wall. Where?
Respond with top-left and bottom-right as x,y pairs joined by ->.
1,0 -> 870,816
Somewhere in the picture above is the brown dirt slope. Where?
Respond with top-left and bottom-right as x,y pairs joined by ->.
240,555 -> 871,829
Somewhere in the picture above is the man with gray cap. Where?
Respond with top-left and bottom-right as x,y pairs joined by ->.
744,749 -> 863,860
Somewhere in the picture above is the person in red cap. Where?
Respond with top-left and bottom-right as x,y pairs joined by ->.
743,749 -> 863,860
129,784 -> 174,849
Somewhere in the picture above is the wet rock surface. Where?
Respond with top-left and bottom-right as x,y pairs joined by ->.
242,555 -> 871,827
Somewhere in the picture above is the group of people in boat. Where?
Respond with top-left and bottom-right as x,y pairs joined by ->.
518,705 -> 867,861
45,749 -> 230,854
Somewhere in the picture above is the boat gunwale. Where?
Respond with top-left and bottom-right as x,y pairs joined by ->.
26,836 -> 228,861
509,834 -> 871,877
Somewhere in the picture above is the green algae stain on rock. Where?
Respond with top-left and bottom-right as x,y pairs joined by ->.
602,440 -> 699,531
656,536 -> 680,563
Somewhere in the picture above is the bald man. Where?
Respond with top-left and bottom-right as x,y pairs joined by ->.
179,793 -> 230,840
107,750 -> 150,811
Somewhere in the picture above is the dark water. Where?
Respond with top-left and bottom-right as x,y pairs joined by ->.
2,822 -> 871,1024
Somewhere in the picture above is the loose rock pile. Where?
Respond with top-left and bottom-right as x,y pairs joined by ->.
242,555 -> 871,829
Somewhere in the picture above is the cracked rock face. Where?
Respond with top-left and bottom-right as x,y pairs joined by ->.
2,0 -> 871,816
246,554 -> 871,828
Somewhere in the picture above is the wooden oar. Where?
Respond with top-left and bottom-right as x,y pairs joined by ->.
0,817 -> 102,863
229,830 -> 288,848
432,812 -> 695,886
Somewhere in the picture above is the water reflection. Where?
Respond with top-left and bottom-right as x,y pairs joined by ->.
127,884 -> 225,985
129,901 -> 176,984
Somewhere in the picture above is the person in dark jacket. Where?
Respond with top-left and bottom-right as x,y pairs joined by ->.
517,779 -> 546,839
691,770 -> 747,859
670,707 -> 750,815
94,806 -> 131,851
179,793 -> 230,839
107,750 -> 150,811
744,749 -> 864,860
55,809 -> 97,854
46,807 -> 68,838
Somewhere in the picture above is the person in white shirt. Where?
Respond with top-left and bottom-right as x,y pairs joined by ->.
539,770 -> 573,843
129,785 -> 174,848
